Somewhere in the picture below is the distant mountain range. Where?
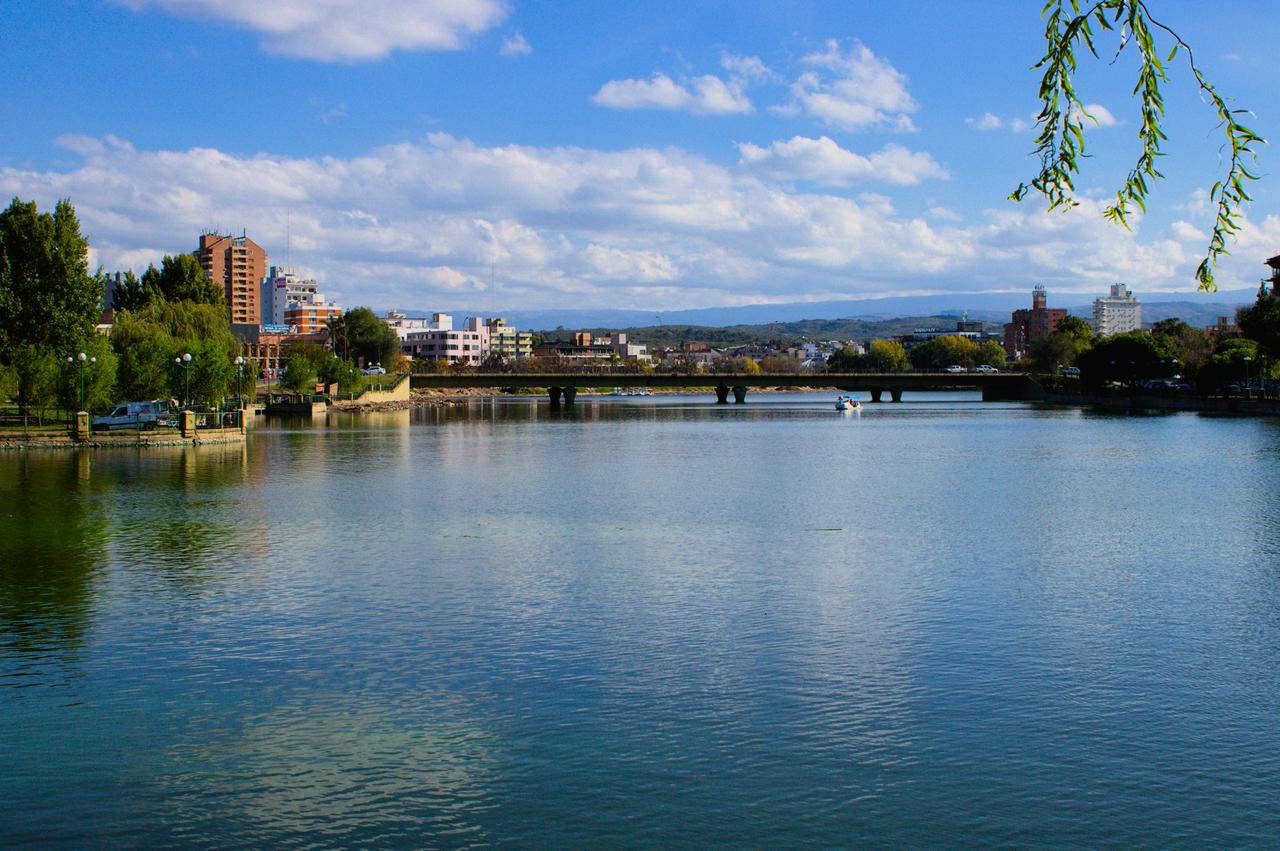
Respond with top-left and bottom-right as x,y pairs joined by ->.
415,287 -> 1254,333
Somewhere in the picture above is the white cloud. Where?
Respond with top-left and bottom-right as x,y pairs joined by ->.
719,52 -> 772,82
499,32 -> 530,56
591,73 -> 752,115
1171,220 -> 1206,242
1077,103 -> 1118,127
117,0 -> 509,62
2,133 -> 1258,311
965,112 -> 1003,131
773,39 -> 917,132
737,136 -> 948,187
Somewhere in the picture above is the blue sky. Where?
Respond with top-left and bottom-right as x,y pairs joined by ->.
3,0 -> 1278,311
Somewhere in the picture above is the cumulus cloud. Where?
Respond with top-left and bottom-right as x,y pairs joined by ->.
736,136 -> 948,187
965,112 -> 1003,131
1078,103 -> 1118,127
591,73 -> 752,115
117,0 -> 509,61
773,39 -> 917,132
2,133 -> 1253,311
499,32 -> 530,56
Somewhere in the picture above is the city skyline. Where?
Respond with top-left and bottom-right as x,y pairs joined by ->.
3,1 -> 1278,312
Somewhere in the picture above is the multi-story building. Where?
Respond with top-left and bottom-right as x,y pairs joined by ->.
402,316 -> 490,365
1003,286 -> 1067,357
197,233 -> 267,325
285,300 -> 342,335
262,266 -> 322,325
486,318 -> 533,360
1092,283 -> 1142,336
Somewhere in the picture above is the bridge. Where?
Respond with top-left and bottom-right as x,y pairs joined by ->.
409,372 -> 1045,405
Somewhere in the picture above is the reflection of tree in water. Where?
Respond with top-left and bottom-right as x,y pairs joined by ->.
0,453 -> 106,658
102,443 -> 258,579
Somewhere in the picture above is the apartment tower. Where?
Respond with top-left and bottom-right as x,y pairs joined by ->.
197,233 -> 267,325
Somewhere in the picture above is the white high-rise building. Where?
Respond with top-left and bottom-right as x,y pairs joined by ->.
261,266 -> 325,326
1092,283 -> 1142,336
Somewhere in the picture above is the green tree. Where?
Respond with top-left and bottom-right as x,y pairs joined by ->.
826,346 -> 867,372
866,339 -> 909,372
910,335 -> 978,370
329,307 -> 400,367
170,339 -> 235,404
1194,338 -> 1270,393
1150,317 -> 1212,375
1077,332 -> 1164,387
56,335 -> 117,413
1015,1 -> 1263,290
280,353 -> 317,393
108,269 -> 159,313
141,254 -> 223,305
1236,289 -> 1280,359
1029,317 -> 1094,372
975,339 -> 1008,368
0,198 -> 101,413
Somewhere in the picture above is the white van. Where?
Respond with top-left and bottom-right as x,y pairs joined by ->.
92,400 -> 174,431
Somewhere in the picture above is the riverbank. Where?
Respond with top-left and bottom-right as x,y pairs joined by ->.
1045,391 -> 1280,416
0,428 -> 246,450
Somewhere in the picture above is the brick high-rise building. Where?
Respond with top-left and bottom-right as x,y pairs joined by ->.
1003,285 -> 1067,357
197,233 -> 267,325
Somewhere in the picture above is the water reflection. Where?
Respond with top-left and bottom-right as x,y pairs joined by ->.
0,454 -> 106,665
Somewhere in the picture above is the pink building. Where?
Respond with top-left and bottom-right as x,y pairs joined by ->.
402,315 -> 490,365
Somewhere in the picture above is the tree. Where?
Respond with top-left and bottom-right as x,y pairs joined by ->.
1236,289 -> 1280,360
141,254 -> 223,305
280,353 -> 317,393
108,269 -> 159,313
1194,337 -> 1272,393
866,339 -> 909,372
1015,1 -> 1263,290
329,307 -> 399,367
975,340 -> 1008,368
1029,317 -> 1094,372
910,335 -> 978,370
0,198 -> 101,413
759,355 -> 801,374
1077,332 -> 1164,387
826,346 -> 866,372
1150,317 -> 1212,375
56,335 -> 117,413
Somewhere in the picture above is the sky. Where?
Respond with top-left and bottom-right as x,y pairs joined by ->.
3,0 -> 1279,313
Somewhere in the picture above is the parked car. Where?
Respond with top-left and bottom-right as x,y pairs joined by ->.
92,400 -> 173,431
944,365 -> 966,373
360,366 -> 386,376
973,364 -> 999,373
1061,366 -> 1080,376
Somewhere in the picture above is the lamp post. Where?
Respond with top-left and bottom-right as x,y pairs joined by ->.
234,356 -> 245,407
1244,356 -> 1252,399
175,352 -> 192,408
66,352 -> 96,411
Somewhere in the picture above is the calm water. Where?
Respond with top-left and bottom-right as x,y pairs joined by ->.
3,393 -> 1279,847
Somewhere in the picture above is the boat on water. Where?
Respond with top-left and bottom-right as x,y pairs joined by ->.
611,388 -> 654,397
835,395 -> 862,412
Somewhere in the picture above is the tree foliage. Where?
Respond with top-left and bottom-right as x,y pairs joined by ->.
140,254 -> 224,305
56,335 -> 118,413
0,198 -> 101,412
1013,1 -> 1263,290
1236,289 -> 1280,360
1077,331 -> 1164,386
328,307 -> 400,367
1029,317 -> 1094,371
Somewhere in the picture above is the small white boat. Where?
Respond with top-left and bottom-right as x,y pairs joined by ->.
835,395 -> 862,412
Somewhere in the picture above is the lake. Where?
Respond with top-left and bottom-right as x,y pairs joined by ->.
3,393 -> 1279,846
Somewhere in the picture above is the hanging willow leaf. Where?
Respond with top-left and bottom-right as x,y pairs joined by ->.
1011,0 -> 1264,292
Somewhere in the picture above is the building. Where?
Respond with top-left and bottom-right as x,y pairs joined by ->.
1003,286 -> 1067,357
383,310 -> 452,341
1264,253 -> 1280,296
532,331 -> 650,363
285,300 -> 342,335
262,266 -> 321,325
1092,283 -> 1142,336
197,233 -> 267,325
486,318 -> 534,360
402,316 -> 490,365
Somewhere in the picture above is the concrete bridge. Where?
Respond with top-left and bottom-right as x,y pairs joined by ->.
410,372 -> 1045,405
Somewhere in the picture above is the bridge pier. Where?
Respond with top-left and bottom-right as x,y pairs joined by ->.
733,385 -> 747,404
890,387 -> 903,403
562,386 -> 577,405
548,386 -> 563,407
870,389 -> 883,403
716,384 -> 730,404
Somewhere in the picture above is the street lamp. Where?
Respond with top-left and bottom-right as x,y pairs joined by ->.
234,356 -> 245,406
175,352 -> 192,408
1244,356 -> 1253,399
66,351 -> 96,411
